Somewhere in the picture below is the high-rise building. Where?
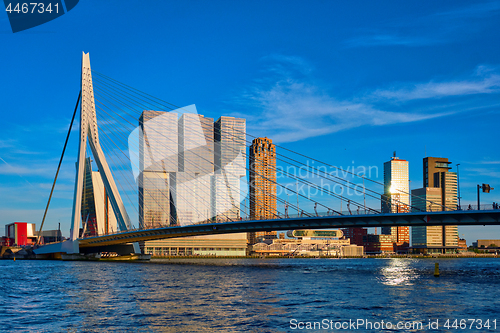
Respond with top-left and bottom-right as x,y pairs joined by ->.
411,187 -> 442,212
377,153 -> 410,252
81,157 -> 117,236
139,111 -> 178,229
212,116 -> 246,221
411,157 -> 458,254
248,137 -> 277,243
382,153 -> 410,213
423,157 -> 451,187
176,113 -> 214,225
141,111 -> 249,255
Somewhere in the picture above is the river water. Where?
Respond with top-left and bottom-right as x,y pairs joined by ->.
0,258 -> 499,332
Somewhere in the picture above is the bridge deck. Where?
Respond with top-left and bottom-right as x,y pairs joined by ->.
78,210 -> 500,248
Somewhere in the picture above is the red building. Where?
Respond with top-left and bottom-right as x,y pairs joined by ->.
4,222 -> 36,246
342,228 -> 367,246
363,227 -> 409,254
0,236 -> 13,246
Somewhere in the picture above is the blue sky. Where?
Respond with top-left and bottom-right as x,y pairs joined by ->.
0,0 -> 499,243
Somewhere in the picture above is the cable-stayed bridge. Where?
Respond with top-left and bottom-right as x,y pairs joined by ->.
35,53 -> 500,256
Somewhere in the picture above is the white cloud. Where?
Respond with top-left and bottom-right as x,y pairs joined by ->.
371,69 -> 500,101
244,80 -> 451,142
0,161 -> 54,177
465,168 -> 500,179
232,56 -> 483,143
0,139 -> 16,149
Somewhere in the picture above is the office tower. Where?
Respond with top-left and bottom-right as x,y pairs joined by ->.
382,153 -> 410,213
423,157 -> 450,187
139,111 -> 178,229
143,112 -> 249,256
176,113 -> 214,225
212,116 -> 246,221
411,157 -> 458,253
81,157 -> 117,236
411,187 -> 442,212
248,137 -> 277,243
380,153 -> 410,251
435,172 -> 458,210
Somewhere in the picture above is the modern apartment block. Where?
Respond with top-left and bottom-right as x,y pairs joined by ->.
248,137 -> 277,244
411,157 -> 458,254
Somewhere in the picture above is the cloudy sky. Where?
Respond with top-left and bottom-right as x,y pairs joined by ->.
1,0 -> 499,242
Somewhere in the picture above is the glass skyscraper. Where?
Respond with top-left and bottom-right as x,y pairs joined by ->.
212,116 -> 246,221
380,154 -> 410,250
139,111 -> 178,229
176,113 -> 214,225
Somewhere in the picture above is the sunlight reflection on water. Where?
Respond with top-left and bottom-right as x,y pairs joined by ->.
378,259 -> 419,286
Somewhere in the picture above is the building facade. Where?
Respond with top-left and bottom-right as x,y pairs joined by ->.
144,233 -> 248,257
251,229 -> 364,257
248,137 -> 277,244
5,222 -> 36,246
342,227 -> 367,247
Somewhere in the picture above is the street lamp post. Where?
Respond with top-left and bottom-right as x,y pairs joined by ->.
477,183 -> 494,210
477,184 -> 481,210
362,175 -> 366,214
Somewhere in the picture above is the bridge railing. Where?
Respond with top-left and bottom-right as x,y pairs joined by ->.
77,204 -> 500,240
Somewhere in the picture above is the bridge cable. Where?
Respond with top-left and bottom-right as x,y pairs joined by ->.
37,91 -> 81,245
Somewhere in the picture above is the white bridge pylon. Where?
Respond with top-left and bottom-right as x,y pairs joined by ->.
70,52 -> 132,241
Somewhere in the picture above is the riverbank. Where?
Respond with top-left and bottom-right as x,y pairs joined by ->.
150,253 -> 500,259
